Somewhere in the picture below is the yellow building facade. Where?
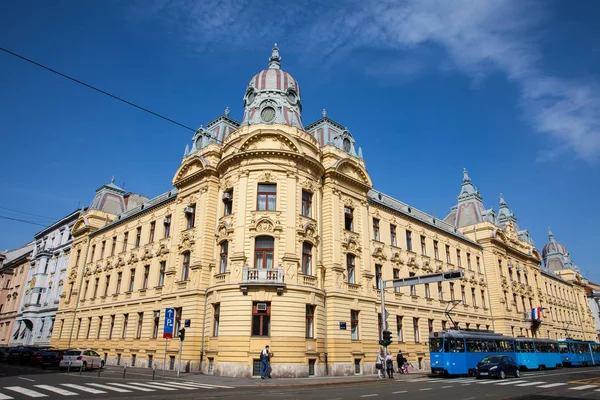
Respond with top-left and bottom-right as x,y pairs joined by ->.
52,46 -> 595,376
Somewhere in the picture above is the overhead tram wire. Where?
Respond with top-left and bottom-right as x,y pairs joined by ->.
0,46 -> 309,177
0,206 -> 61,222
0,215 -> 50,227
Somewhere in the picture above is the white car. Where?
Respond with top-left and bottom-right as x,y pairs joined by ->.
59,349 -> 103,370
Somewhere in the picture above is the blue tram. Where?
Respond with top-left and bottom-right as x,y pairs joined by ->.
514,338 -> 562,370
429,330 -> 515,375
558,339 -> 599,366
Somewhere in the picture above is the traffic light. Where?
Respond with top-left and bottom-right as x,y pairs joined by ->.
382,330 -> 392,347
179,328 -> 185,341
443,270 -> 462,280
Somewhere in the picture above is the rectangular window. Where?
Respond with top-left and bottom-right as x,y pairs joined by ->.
129,268 -> 136,292
413,317 -> 420,343
434,240 -> 439,260
344,207 -> 354,231
305,304 -> 315,338
123,232 -> 128,252
223,189 -> 233,216
86,317 -> 92,339
420,235 -> 426,256
116,272 -> 122,294
393,268 -> 400,292
185,204 -> 196,229
75,250 -> 81,267
143,265 -> 149,289
450,282 -> 455,301
257,184 -> 277,211
100,241 -> 106,259
390,225 -> 397,246
301,191 -> 312,217
471,287 -> 476,307
438,282 -> 443,300
467,253 -> 471,270
442,320 -> 447,331
424,283 -> 430,298
346,254 -> 355,284
409,272 -> 416,296
375,264 -> 382,290
174,307 -> 182,336
93,277 -> 99,298
302,242 -> 312,275
136,312 -> 143,339
481,290 -> 486,308
213,304 -> 220,337
122,314 -> 128,338
428,319 -> 434,333
220,241 -> 229,273
476,256 -> 481,273
351,310 -> 359,340
76,318 -> 82,339
90,244 -> 96,262
446,245 -> 451,264
182,252 -> 190,280
83,280 -> 89,299
109,315 -> 115,339
456,249 -> 462,267
255,237 -> 274,269
252,302 -> 270,336
149,221 -> 155,243
406,230 -> 412,251
104,275 -> 110,297
461,285 -> 466,304
373,218 -> 380,241
164,215 -> 171,238
498,259 -> 503,275
152,311 -> 160,338
396,316 -> 403,342
158,261 -> 166,286
111,237 -> 116,256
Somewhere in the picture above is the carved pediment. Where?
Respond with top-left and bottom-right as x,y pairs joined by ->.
141,248 -> 153,260
391,252 -> 404,265
238,131 -> 301,154
156,244 -> 169,256
372,246 -> 386,261
341,233 -> 361,254
215,221 -> 234,242
249,215 -> 283,234
331,159 -> 372,187
407,256 -> 417,267
178,232 -> 196,251
297,221 -> 318,242
128,253 -> 138,264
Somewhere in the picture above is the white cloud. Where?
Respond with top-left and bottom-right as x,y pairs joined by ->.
137,0 -> 600,162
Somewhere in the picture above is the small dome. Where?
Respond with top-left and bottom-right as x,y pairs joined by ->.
247,69 -> 300,96
542,228 -> 567,258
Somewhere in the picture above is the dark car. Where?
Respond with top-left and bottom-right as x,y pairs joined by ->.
30,351 -> 46,367
475,355 -> 520,379
7,347 -> 36,364
40,350 -> 64,368
0,348 -> 9,362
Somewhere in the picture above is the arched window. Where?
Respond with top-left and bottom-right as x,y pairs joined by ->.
255,236 -> 274,269
302,242 -> 312,275
219,241 -> 229,273
346,254 -> 355,284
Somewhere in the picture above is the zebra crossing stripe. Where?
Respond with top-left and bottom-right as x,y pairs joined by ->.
61,384 -> 107,394
34,385 -> 78,396
87,383 -> 132,393
515,382 -> 547,387
108,383 -> 155,392
167,382 -> 215,389
144,381 -> 196,390
476,380 -> 497,384
537,383 -> 567,388
167,381 -> 235,389
5,386 -> 47,398
127,382 -> 178,391
496,380 -> 528,385
569,385 -> 598,391
0,393 -> 13,400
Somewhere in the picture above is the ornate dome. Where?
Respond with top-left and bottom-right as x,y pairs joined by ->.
542,228 -> 567,259
241,44 -> 303,129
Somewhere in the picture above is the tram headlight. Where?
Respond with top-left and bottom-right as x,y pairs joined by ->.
435,360 -> 439,365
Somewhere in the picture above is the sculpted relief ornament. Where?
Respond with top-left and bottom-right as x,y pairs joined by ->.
178,232 -> 196,251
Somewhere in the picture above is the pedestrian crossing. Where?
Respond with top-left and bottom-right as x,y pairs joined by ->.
0,381 -> 234,398
406,377 -> 600,392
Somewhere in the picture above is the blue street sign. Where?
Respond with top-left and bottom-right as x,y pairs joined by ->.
184,319 -> 191,328
163,308 -> 174,338
339,322 -> 347,330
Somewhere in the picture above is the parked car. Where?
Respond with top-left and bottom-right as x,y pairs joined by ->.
0,348 -> 9,362
40,350 -> 65,368
7,347 -> 36,364
475,355 -> 520,379
59,350 -> 103,370
30,350 -> 46,367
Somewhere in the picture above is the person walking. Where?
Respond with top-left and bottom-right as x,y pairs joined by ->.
397,350 -> 404,374
260,345 -> 271,379
376,347 -> 385,379
385,352 -> 394,379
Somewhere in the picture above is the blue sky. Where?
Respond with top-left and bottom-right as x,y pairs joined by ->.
1,1 -> 599,281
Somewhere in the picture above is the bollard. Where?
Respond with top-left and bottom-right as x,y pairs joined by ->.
98,365 -> 102,377
67,361 -> 71,374
123,364 -> 127,379
79,363 -> 84,375
152,364 -> 156,380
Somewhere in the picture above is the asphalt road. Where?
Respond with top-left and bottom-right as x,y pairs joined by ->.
0,364 -> 599,399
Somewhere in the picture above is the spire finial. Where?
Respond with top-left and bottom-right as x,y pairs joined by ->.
499,193 -> 506,206
111,176 -> 115,184
463,168 -> 470,183
548,227 -> 555,242
224,106 -> 230,117
322,109 -> 327,118
268,43 -> 281,69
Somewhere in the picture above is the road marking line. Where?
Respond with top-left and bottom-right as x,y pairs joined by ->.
0,393 -> 13,400
170,383 -> 218,390
463,397 -> 476,400
360,395 -> 378,398
476,380 -> 497,384
420,388 -> 432,391
496,380 -> 528,385
87,383 -> 132,393
5,387 -> 47,398
441,386 -> 453,388
61,384 -> 106,394
34,385 -> 77,396
461,384 -> 472,386
166,381 -> 235,389
408,378 -> 431,382
109,383 -> 155,392
17,377 -> 35,382
127,382 -> 178,391
569,385 -> 598,391
515,381 -> 547,387
537,383 -> 567,388
143,381 -> 194,390
392,391 -> 407,394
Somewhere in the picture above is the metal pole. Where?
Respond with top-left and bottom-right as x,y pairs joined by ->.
177,339 -> 183,377
380,277 -> 388,359
152,364 -> 156,380
163,338 -> 168,376
123,364 -> 126,379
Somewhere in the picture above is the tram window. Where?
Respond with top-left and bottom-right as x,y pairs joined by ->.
430,338 -> 443,352
444,339 -> 450,352
559,344 -> 568,353
455,338 -> 465,352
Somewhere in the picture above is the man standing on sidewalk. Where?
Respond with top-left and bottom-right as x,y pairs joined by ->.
260,345 -> 271,379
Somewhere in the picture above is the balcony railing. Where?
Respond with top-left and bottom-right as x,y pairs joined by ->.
240,268 -> 285,286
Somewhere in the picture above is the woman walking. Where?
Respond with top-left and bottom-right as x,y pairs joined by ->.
376,347 -> 385,379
